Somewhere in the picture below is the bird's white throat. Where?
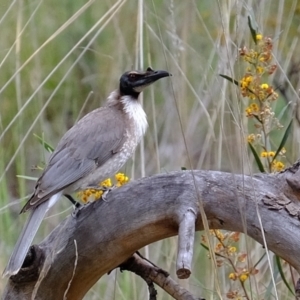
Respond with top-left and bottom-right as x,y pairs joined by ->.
121,95 -> 148,139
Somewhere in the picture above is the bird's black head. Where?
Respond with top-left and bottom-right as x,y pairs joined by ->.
119,67 -> 171,98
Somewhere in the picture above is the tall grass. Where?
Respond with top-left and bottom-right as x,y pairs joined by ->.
1,0 -> 299,298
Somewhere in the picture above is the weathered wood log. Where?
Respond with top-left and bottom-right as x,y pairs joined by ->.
3,165 -> 300,299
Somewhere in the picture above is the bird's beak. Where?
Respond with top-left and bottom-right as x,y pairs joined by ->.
141,68 -> 171,84
132,67 -> 171,92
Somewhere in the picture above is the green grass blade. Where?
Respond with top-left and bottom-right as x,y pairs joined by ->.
16,175 -> 37,181
219,74 -> 239,86
275,255 -> 295,295
253,252 -> 266,268
200,243 -> 209,251
272,119 -> 292,163
248,16 -> 258,45
33,133 -> 54,153
200,243 -> 224,258
248,142 -> 265,172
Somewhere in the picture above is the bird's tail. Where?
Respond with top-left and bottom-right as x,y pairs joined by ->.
3,193 -> 62,277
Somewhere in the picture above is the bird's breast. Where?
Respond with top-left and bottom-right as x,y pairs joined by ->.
121,96 -> 148,140
69,100 -> 148,191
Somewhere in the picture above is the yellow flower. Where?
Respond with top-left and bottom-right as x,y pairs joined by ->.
245,107 -> 252,117
250,103 -> 259,112
215,230 -> 225,241
240,76 -> 253,89
256,34 -> 263,41
78,178 -> 112,204
100,178 -> 112,188
247,134 -> 255,143
261,151 -> 268,158
279,147 -> 286,155
273,161 -> 285,172
239,273 -> 249,282
249,94 -> 256,100
228,246 -> 237,254
77,172 -> 130,203
268,151 -> 275,157
229,273 -> 237,280
95,191 -> 103,199
261,83 -> 269,89
256,66 -> 264,74
115,172 -> 129,187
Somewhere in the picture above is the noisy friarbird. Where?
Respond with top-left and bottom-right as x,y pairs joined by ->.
3,67 -> 170,277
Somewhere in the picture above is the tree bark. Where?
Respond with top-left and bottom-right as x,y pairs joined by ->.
3,164 -> 300,299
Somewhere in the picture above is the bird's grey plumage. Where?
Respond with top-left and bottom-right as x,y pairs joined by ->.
3,192 -> 62,276
25,105 -> 128,209
3,67 -> 170,277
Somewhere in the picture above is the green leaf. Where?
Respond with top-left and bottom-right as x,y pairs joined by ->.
200,243 -> 226,259
272,119 -> 292,163
253,252 -> 266,268
248,16 -> 258,45
219,74 -> 239,86
34,133 -> 54,153
277,102 -> 290,121
181,167 -> 187,170
200,243 -> 209,251
253,114 -> 262,124
275,255 -> 295,295
248,142 -> 265,172
16,175 -> 38,181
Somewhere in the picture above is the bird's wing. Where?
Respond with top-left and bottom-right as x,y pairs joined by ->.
22,106 -> 127,212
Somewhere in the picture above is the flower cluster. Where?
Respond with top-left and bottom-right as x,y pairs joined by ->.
115,173 -> 129,187
207,230 -> 240,260
258,148 -> 285,172
260,151 -> 275,158
240,35 -> 278,121
272,160 -> 285,172
202,230 -> 259,299
228,267 -> 258,282
226,290 -> 244,300
245,103 -> 259,117
77,173 -> 129,203
218,23 -> 291,299
238,34 -> 287,173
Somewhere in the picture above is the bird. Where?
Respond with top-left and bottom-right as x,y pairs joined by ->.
3,67 -> 170,277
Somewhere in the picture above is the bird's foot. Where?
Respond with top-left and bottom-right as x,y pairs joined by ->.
100,185 -> 117,202
72,201 -> 93,218
64,194 -> 81,209
70,185 -> 117,218
83,185 -> 117,202
65,193 -> 92,218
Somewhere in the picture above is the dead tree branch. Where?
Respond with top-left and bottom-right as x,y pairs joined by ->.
3,164 -> 300,299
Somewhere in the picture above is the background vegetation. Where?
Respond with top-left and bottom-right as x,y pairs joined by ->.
1,0 -> 300,299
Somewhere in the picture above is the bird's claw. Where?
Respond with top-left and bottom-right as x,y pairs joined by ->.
71,185 -> 117,217
83,185 -> 117,202
100,185 -> 116,202
72,201 -> 92,218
